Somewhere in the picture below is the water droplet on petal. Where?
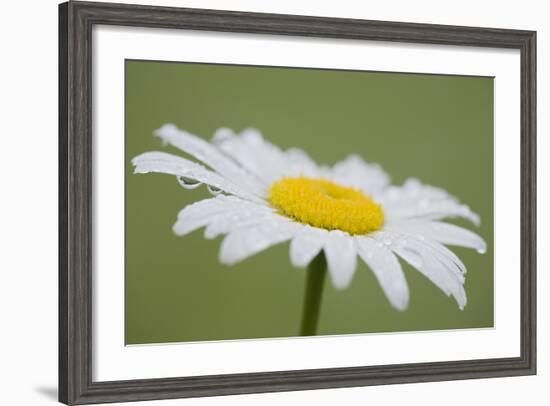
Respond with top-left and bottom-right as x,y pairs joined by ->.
207,185 -> 223,196
383,238 -> 392,246
177,176 -> 202,189
477,247 -> 487,254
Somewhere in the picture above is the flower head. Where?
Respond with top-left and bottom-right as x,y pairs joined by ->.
132,124 -> 486,311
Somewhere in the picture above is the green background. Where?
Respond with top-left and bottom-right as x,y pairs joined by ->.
125,60 -> 494,345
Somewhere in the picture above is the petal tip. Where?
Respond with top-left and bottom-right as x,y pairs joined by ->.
212,127 -> 235,144
394,302 -> 409,312
387,287 -> 409,311
331,279 -> 352,290
218,251 -> 235,266
154,123 -> 179,144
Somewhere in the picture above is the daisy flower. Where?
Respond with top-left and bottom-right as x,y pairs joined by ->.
132,124 -> 486,318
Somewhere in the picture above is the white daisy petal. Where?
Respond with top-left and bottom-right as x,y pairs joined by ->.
213,127 -> 321,183
331,154 -> 391,195
284,148 -> 321,178
204,208 -> 283,240
173,195 -> 246,235
155,124 -> 267,196
390,235 -> 467,309
172,197 -> 226,236
421,238 -> 467,275
323,230 -> 357,290
219,221 -> 299,265
387,220 -> 486,253
414,255 -> 466,309
212,127 -> 286,183
132,151 -> 264,204
289,225 -> 328,268
379,226 -> 469,274
391,245 -> 424,269
380,178 -> 480,225
173,195 -> 273,237
412,236 -> 465,277
355,236 -> 409,311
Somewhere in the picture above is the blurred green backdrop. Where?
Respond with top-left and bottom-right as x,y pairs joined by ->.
125,60 -> 494,345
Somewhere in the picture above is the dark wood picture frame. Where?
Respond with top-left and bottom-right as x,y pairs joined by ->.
59,1 -> 537,404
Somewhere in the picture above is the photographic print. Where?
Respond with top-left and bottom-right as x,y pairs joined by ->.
125,60 -> 494,345
59,4 -> 536,403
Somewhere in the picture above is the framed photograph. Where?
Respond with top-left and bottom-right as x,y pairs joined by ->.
59,1 -> 536,404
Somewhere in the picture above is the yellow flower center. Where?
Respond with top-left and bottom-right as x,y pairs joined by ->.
268,177 -> 384,235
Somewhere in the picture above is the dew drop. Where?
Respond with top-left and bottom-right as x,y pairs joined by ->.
207,185 -> 223,196
477,247 -> 487,254
177,176 -> 202,189
383,238 -> 392,246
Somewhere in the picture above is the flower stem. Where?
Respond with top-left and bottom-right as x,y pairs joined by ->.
300,252 -> 327,336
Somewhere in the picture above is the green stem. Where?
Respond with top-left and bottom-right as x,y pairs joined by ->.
300,252 -> 327,336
